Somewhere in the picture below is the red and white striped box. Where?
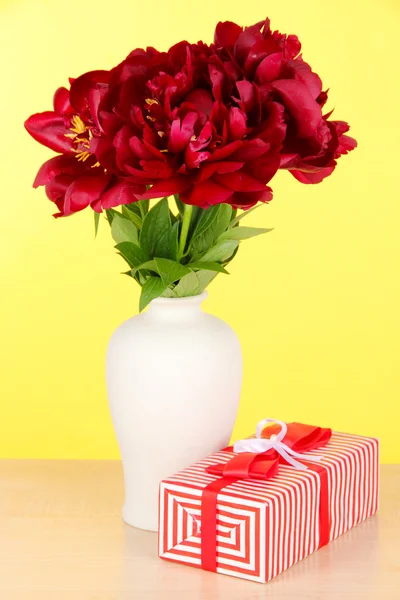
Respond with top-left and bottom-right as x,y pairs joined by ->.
159,431 -> 379,583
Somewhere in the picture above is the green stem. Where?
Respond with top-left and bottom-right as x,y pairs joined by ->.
138,200 -> 147,219
177,203 -> 193,261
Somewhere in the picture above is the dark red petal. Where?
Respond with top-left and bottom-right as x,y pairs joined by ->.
235,80 -> 257,114
331,120 -> 350,137
140,160 -> 175,179
143,139 -> 170,161
251,101 -> 286,147
255,53 -> 282,83
184,146 -> 210,169
45,174 -> 74,203
90,137 -> 118,173
214,171 -> 267,192
228,107 -> 247,141
113,125 -> 134,172
123,165 -> 154,181
290,165 -> 336,183
192,121 -> 213,150
168,112 -> 198,154
280,153 -> 300,168
208,140 -> 243,162
243,39 -> 281,75
245,152 -> 281,183
96,179 -> 145,210
336,134 -> 357,156
197,161 -> 244,182
69,70 -> 109,113
285,35 -> 301,59
184,88 -> 213,116
138,176 -> 192,199
272,80 -> 322,138
214,21 -> 243,50
53,87 -> 72,114
129,136 -> 154,160
99,110 -> 122,137
234,24 -> 263,65
180,179 -> 233,207
63,173 -> 112,215
33,155 -> 83,187
288,59 -> 322,99
230,188 -> 273,208
25,112 -> 73,154
89,87 -> 107,130
209,63 -> 225,102
230,139 -> 270,162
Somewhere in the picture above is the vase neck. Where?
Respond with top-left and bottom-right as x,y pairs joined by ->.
145,292 -> 208,322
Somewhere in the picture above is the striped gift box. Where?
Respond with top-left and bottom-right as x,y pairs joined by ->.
159,431 -> 379,583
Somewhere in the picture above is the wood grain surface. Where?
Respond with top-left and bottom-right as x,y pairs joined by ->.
0,461 -> 398,599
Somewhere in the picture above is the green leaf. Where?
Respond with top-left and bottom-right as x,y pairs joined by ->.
198,240 -> 239,263
140,198 -> 171,257
131,260 -> 159,276
153,258 -> 191,287
161,288 -> 178,298
229,204 -> 262,228
132,257 -> 191,287
173,271 -> 201,297
121,205 -> 142,230
190,204 -> 232,256
94,212 -> 100,238
111,213 -> 139,244
196,270 -> 218,291
105,208 -> 119,225
188,261 -> 229,274
115,242 -> 147,268
137,199 -> 149,218
212,204 -> 233,239
190,205 -> 219,243
218,226 -> 273,242
123,202 -> 142,217
154,221 -> 179,261
139,277 -> 167,312
174,194 -> 185,216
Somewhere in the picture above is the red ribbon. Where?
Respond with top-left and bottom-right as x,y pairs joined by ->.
200,421 -> 332,572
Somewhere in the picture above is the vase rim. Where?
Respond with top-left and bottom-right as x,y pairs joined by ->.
149,290 -> 208,307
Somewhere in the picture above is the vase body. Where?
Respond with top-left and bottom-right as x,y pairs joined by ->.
106,291 -> 242,531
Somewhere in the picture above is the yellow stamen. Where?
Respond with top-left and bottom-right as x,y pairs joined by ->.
146,115 -> 156,122
190,135 -> 197,141
91,161 -> 101,168
70,115 -> 87,135
157,131 -> 165,138
74,137 -> 90,148
145,98 -> 159,106
160,149 -> 168,153
75,151 -> 91,162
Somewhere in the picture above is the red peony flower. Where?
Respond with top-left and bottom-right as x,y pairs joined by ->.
91,41 -> 284,209
212,19 -> 357,184
25,17 -> 356,215
25,71 -> 145,216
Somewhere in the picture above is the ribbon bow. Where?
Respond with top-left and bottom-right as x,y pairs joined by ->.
206,418 -> 331,479
234,418 -> 325,469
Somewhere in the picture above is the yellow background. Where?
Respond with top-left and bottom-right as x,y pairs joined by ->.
0,0 -> 398,462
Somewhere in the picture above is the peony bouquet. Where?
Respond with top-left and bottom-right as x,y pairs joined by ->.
25,18 -> 356,310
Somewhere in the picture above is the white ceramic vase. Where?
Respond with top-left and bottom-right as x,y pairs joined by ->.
106,291 -> 242,531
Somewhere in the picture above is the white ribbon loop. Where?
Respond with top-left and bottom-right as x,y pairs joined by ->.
233,418 -> 323,471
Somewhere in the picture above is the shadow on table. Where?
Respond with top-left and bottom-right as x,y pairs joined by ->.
116,514 -> 384,600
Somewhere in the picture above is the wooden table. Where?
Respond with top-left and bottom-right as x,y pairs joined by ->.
0,461 -> 398,599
